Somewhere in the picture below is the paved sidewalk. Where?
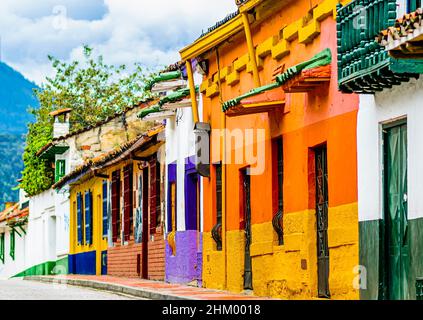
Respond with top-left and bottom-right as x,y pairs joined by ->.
24,275 -> 276,300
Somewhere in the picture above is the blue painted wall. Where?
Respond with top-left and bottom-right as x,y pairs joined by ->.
68,251 -> 96,275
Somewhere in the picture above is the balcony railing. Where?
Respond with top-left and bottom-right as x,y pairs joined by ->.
337,0 -> 422,93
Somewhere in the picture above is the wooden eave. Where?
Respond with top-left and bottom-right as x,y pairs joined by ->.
226,87 -> 285,117
387,30 -> 423,59
180,14 -> 244,61
161,98 -> 192,110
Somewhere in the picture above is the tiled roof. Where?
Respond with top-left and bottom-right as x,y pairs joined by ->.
235,0 -> 251,6
35,141 -> 54,157
198,10 -> 240,40
53,125 -> 164,190
377,8 -> 423,47
144,71 -> 182,91
161,61 -> 184,73
0,203 -> 28,224
0,204 -> 17,223
197,0 -> 261,40
49,108 -> 72,117
35,98 -> 157,157
51,98 -> 156,143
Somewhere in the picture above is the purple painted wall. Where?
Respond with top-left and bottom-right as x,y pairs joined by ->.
185,158 -> 199,231
165,230 -> 202,286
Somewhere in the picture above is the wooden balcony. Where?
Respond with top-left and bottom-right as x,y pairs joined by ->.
337,0 -> 423,93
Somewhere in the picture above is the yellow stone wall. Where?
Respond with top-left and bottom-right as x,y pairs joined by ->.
70,176 -> 109,276
202,203 -> 359,300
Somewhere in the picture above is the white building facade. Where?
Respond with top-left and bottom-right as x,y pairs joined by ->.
337,0 -> 423,299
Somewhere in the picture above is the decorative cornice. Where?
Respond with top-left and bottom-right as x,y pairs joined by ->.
222,49 -> 332,113
200,0 -> 339,98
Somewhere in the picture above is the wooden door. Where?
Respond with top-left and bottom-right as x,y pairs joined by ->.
383,123 -> 409,300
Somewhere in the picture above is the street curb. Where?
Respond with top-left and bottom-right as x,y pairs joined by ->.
23,276 -> 195,300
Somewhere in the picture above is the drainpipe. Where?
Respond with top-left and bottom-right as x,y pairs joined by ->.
221,111 -> 227,289
241,12 -> 261,87
186,60 -> 200,124
214,46 -> 228,290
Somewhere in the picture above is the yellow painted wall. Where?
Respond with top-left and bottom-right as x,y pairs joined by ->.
70,176 -> 108,275
202,203 -> 359,299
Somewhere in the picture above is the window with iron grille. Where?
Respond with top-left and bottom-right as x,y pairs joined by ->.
416,278 -> 423,300
212,163 -> 223,251
272,137 -> 284,245
156,161 -> 162,227
0,233 -> 4,264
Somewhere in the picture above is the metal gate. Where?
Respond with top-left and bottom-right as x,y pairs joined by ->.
242,169 -> 253,290
315,146 -> 330,298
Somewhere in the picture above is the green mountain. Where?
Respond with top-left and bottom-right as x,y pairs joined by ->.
0,61 -> 38,210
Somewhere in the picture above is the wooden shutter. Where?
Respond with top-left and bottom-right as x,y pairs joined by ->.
77,193 -> 83,245
0,233 -> 5,264
111,170 -> 120,243
156,162 -> 161,227
55,160 -> 66,183
149,158 -> 157,234
10,230 -> 15,260
123,164 -> 133,241
85,191 -> 93,245
102,180 -> 108,238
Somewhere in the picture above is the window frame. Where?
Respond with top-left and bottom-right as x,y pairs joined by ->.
0,233 -> 5,264
84,190 -> 93,246
102,180 -> 109,238
271,136 -> 284,245
55,159 -> 66,183
213,162 -> 223,251
10,230 -> 15,261
77,193 -> 83,245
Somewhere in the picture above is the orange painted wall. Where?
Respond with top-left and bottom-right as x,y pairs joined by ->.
201,0 -> 359,231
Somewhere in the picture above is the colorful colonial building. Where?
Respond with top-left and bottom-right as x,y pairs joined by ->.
179,0 -> 360,299
337,0 -> 423,299
24,109 -> 74,276
0,196 -> 29,278
139,63 -> 205,286
52,101 -> 165,279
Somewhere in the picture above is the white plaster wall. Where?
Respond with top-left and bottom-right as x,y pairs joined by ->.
358,76 -> 423,222
164,72 -> 203,233
27,189 -> 56,268
54,189 -> 70,258
0,225 -> 27,279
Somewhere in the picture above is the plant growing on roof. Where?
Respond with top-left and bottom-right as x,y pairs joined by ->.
21,45 -> 157,196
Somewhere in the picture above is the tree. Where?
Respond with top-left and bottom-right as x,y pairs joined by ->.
21,46 -> 156,196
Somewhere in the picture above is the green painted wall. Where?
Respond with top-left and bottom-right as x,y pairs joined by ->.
360,218 -> 423,300
12,256 -> 68,278
359,220 -> 381,300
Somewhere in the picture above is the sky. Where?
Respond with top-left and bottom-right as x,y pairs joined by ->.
0,0 -> 237,85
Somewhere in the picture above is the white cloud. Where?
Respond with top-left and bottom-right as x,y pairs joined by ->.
0,0 -> 237,84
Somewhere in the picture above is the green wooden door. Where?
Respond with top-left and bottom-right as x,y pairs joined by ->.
384,123 -> 409,300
